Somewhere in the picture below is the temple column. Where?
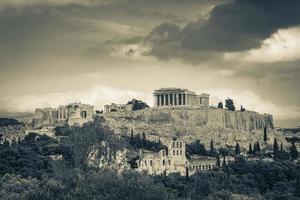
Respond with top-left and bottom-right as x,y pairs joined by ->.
160,94 -> 164,106
165,94 -> 168,106
164,94 -> 167,106
173,93 -> 176,106
157,95 -> 160,106
185,93 -> 188,106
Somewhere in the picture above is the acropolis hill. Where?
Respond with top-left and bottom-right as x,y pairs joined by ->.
32,87 -> 286,149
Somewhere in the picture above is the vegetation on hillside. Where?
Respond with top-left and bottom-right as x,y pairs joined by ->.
0,117 -> 299,199
127,99 -> 150,111
0,118 -> 24,127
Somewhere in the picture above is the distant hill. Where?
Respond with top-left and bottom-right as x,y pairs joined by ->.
0,112 -> 34,125
0,118 -> 24,127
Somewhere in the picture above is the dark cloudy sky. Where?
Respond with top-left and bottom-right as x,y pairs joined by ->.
0,0 -> 300,127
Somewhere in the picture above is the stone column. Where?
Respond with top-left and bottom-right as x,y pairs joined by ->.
185,93 -> 188,106
169,93 -> 172,106
173,94 -> 175,106
160,94 -> 164,106
165,94 -> 169,106
156,95 -> 160,106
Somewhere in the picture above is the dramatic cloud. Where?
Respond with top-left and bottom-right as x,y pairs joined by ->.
0,0 -> 119,8
0,0 -> 299,127
181,0 -> 300,52
225,27 -> 300,62
139,0 -> 300,62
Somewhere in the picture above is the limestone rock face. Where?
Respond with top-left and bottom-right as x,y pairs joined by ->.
103,107 -> 285,149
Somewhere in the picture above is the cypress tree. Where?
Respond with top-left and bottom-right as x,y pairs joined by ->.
216,155 -> 221,167
290,143 -> 298,161
235,142 -> 240,155
210,139 -> 214,153
222,156 -> 226,166
263,126 -> 267,143
280,143 -> 283,151
130,129 -> 134,145
256,141 -> 261,152
273,138 -> 279,157
248,143 -> 253,155
185,167 -> 189,181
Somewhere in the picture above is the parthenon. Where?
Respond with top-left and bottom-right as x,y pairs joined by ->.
153,88 -> 209,107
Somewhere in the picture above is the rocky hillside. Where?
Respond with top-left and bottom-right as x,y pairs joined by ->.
103,107 -> 287,150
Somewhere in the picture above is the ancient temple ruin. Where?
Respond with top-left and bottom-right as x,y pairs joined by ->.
153,88 -> 209,107
32,103 -> 94,128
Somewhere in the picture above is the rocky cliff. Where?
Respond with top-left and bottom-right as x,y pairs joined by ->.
102,107 -> 286,149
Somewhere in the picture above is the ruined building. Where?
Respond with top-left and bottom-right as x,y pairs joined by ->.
137,139 -> 217,176
153,88 -> 209,107
104,103 -> 133,113
32,103 -> 94,128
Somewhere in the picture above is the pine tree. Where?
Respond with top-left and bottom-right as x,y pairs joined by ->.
235,142 -> 240,155
263,126 -> 267,143
273,138 -> 279,157
225,98 -> 235,111
290,143 -> 298,161
280,143 -> 283,151
217,102 -> 223,109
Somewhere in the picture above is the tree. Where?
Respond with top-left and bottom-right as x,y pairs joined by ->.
263,126 -> 267,143
290,143 -> 298,161
248,143 -> 253,155
225,98 -> 235,111
240,105 -> 245,112
294,167 -> 300,197
219,148 -> 229,165
235,142 -> 240,155
273,138 -> 279,157
127,99 -> 149,111
210,139 -> 214,152
216,155 -> 221,167
280,143 -> 283,151
54,123 -> 71,136
253,141 -> 260,155
217,102 -> 223,109
130,129 -> 134,145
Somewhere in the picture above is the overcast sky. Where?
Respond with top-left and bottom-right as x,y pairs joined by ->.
0,0 -> 299,127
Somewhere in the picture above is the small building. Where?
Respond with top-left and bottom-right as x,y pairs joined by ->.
153,88 -> 209,107
58,103 -> 94,126
32,103 -> 94,128
137,139 -> 217,176
104,103 -> 133,113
